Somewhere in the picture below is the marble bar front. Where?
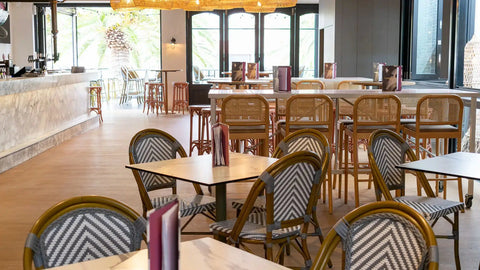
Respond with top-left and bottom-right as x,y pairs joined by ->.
0,72 -> 100,173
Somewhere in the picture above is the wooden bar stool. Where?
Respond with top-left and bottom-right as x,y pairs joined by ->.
189,105 -> 209,156
89,86 -> 103,123
172,82 -> 189,114
144,82 -> 164,115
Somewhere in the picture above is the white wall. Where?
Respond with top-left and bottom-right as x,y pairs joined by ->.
9,3 -> 35,67
318,0 -> 335,63
161,9 -> 187,108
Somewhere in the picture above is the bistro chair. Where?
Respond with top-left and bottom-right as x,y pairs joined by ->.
402,94 -> 464,203
210,150 -> 329,269
312,200 -> 439,270
23,195 -> 146,270
367,129 -> 463,269
221,95 -> 270,156
129,128 -> 216,234
336,80 -> 365,118
232,129 -> 332,237
341,94 -> 401,207
295,79 -> 326,90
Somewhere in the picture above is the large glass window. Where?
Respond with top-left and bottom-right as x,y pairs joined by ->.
187,5 -> 318,82
41,5 -> 161,74
263,13 -> 291,71
299,13 -> 317,77
192,13 -> 220,81
228,13 -> 255,70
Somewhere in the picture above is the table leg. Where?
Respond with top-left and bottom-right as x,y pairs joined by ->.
466,97 -> 477,207
211,98 -> 217,125
215,183 -> 227,242
164,72 -> 169,114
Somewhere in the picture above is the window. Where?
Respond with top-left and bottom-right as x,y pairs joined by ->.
187,5 -> 319,83
38,4 -> 161,74
192,12 -> 220,80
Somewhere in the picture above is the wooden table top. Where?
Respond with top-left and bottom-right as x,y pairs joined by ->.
47,237 -> 290,270
126,153 -> 278,186
396,152 -> 480,180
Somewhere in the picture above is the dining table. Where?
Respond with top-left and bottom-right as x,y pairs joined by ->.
208,87 -> 480,201
290,76 -> 372,89
351,80 -> 416,89
46,237 -> 290,270
126,152 -> 277,222
396,151 -> 480,208
206,77 -> 272,89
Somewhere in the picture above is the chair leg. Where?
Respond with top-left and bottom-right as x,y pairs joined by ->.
353,134 -> 360,208
453,211 -> 461,270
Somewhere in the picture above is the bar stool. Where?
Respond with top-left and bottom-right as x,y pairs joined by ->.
402,94 -> 464,203
189,105 -> 209,156
144,82 -> 164,115
89,86 -> 103,123
172,82 -> 189,114
199,107 -> 221,155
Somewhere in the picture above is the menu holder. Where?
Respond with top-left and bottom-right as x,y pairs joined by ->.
373,62 -> 385,82
382,65 -> 402,91
147,199 -> 180,270
212,122 -> 230,167
273,66 -> 291,92
324,63 -> 337,79
231,62 -> 246,82
246,62 -> 259,79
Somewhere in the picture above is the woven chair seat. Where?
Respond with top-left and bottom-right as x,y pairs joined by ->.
403,124 -> 459,132
231,196 -> 266,213
229,125 -> 267,133
152,194 -> 216,218
394,196 -> 464,220
210,212 -> 300,240
277,120 -> 329,133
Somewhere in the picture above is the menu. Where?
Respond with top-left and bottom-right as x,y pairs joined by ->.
382,65 -> 402,91
231,62 -> 246,82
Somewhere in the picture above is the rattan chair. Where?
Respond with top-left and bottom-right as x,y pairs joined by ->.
129,128 -> 216,233
402,94 -> 464,203
295,79 -> 326,90
312,201 -> 439,270
367,129 -> 463,269
120,65 -> 144,105
232,129 -> 332,236
23,195 -> 146,270
210,150 -> 329,268
221,95 -> 270,156
342,94 -> 402,207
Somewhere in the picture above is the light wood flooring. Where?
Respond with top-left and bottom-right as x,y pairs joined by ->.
2,101 -> 480,269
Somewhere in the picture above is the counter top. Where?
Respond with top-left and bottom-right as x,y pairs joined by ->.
0,72 -> 99,96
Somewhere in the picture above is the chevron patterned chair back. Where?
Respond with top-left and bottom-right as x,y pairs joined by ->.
23,196 -> 146,270
367,129 -> 464,269
129,129 -> 216,232
210,150 -> 329,268
312,201 -> 438,270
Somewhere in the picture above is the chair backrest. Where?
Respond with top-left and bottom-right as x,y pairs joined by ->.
221,95 -> 270,128
229,150 -> 329,245
129,129 -> 203,216
23,196 -> 146,270
284,94 -> 334,143
295,79 -> 325,90
273,129 -> 330,159
312,201 -> 438,270
415,94 -> 463,127
336,80 -> 365,90
367,129 -> 435,200
353,94 -> 401,131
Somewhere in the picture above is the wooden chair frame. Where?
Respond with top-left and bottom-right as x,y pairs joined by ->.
295,79 -> 326,90
312,201 -> 438,270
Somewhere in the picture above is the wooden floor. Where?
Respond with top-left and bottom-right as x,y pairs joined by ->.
2,101 -> 480,269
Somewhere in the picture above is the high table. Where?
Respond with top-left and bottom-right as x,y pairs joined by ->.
126,152 -> 277,222
396,152 -> 480,208
152,69 -> 182,114
46,237 -> 290,270
208,88 -> 480,202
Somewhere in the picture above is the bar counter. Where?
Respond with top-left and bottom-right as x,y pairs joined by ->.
0,72 -> 100,173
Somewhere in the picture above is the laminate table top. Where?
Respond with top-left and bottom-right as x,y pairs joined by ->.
47,237 -> 290,270
396,152 -> 480,181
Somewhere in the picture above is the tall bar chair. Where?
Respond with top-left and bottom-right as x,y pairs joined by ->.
402,94 -> 464,203
172,82 -> 189,114
89,86 -> 103,123
342,94 -> 402,207
144,82 -> 164,115
221,95 -> 270,156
